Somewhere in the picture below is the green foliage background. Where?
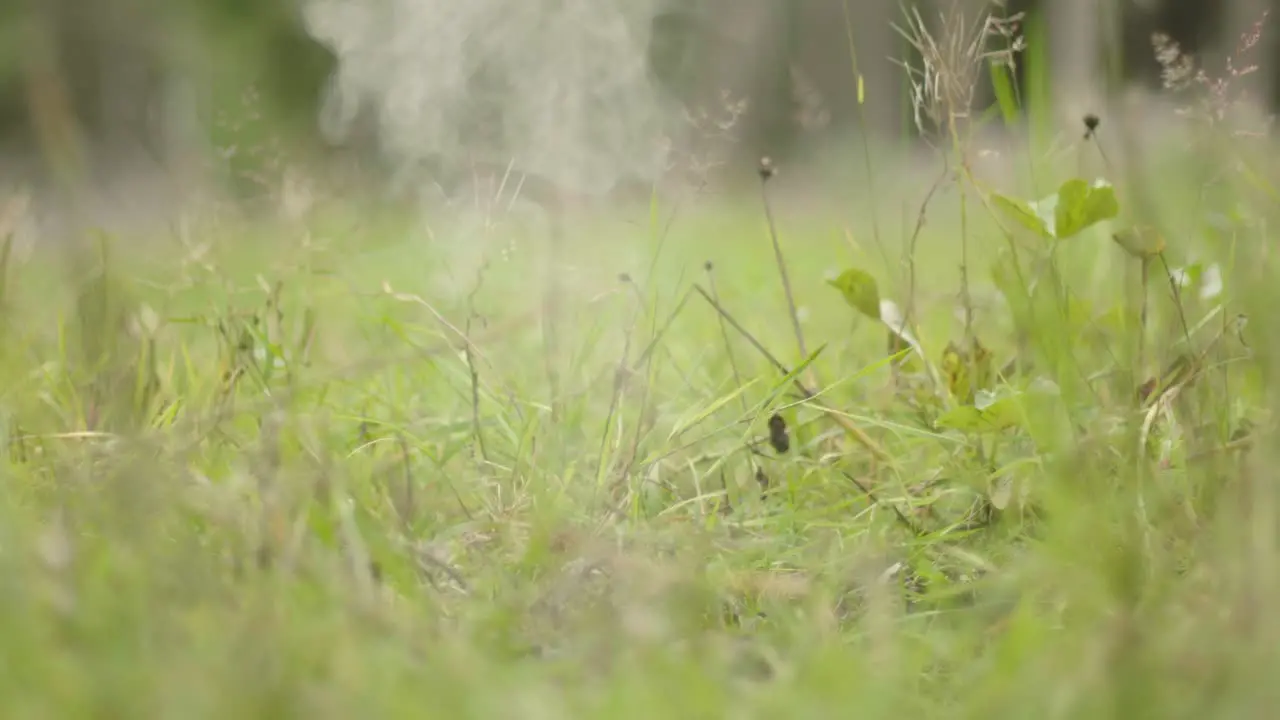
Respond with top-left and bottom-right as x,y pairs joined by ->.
0,0 -> 333,144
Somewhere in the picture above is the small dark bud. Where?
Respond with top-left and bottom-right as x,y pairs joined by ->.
767,412 -> 790,454
1083,113 -> 1100,138
755,466 -> 770,491
704,260 -> 714,272
758,156 -> 776,181
618,272 -> 632,283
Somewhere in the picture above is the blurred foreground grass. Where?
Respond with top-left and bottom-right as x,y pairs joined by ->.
0,116 -> 1279,720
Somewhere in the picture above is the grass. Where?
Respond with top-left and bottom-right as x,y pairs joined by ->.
3,7 -> 1280,719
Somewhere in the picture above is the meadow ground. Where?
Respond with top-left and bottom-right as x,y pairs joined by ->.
1,89 -> 1280,719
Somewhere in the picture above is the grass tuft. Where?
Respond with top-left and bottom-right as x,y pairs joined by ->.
1,6 -> 1279,719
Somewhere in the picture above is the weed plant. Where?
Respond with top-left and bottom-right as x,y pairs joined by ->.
0,6 -> 1278,719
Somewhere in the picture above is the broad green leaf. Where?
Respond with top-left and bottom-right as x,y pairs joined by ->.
828,268 -> 881,320
1054,178 -> 1119,239
993,179 -> 1119,241
936,391 -> 1025,434
1028,193 -> 1062,237
935,406 -> 984,432
991,192 -> 1053,238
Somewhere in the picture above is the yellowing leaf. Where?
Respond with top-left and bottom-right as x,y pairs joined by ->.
941,339 -> 995,404
1112,225 -> 1166,259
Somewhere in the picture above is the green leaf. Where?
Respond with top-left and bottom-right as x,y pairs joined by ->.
1054,178 -> 1119,239
935,406 -> 984,432
991,192 -> 1053,239
936,390 -> 1025,434
989,248 -> 1021,298
667,379 -> 759,442
988,477 -> 1014,511
763,345 -> 827,407
828,268 -> 881,320
992,178 -> 1119,241
989,249 -> 1036,330
988,60 -> 1021,129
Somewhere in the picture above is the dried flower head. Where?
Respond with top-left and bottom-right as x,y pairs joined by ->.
893,4 -> 1025,138
670,88 -> 751,191
758,156 -> 776,181
1152,32 -> 1196,92
1154,12 -> 1273,136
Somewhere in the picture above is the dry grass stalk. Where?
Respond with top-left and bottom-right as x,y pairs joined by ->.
892,1 -> 1024,141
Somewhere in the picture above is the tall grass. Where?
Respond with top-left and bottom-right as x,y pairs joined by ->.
0,5 -> 1278,719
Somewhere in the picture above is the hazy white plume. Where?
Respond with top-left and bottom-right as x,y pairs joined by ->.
303,0 -> 678,196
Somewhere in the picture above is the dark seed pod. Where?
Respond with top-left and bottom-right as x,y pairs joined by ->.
767,413 -> 790,454
1083,113 -> 1100,138
755,466 -> 770,491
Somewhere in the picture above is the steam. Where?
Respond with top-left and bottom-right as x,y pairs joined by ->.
302,0 -> 679,196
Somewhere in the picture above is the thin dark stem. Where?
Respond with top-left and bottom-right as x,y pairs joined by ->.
694,284 -> 792,376
759,171 -> 810,363
706,263 -> 749,413
594,313 -> 636,490
1157,253 -> 1194,344
694,284 -> 890,462
706,260 -> 760,492
841,470 -> 921,537
628,287 -> 694,373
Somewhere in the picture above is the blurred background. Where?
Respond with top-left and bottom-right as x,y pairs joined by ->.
0,0 -> 1274,240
